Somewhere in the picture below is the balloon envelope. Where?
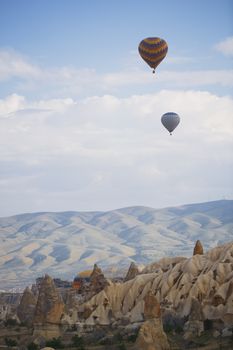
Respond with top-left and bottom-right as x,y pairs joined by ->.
138,37 -> 168,72
161,112 -> 180,134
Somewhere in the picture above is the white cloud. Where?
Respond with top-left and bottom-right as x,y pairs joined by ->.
0,94 -> 25,117
0,50 -> 41,81
0,50 -> 97,94
0,94 -> 76,120
214,37 -> 233,56
0,90 -> 232,216
0,49 -> 233,100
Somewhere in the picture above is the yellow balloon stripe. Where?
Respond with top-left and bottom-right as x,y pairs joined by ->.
139,42 -> 168,54
143,38 -> 161,44
140,51 -> 167,64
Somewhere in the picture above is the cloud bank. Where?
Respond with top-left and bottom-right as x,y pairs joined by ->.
0,50 -> 233,100
0,90 -> 232,216
0,40 -> 232,216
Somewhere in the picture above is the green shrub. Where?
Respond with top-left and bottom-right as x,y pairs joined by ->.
113,333 -> 123,343
27,342 -> 39,350
175,324 -> 183,334
71,334 -> 85,349
127,333 -> 138,342
118,343 -> 127,350
45,337 -> 64,349
5,337 -> 17,347
163,323 -> 173,333
71,324 -> 77,331
99,338 -> 113,345
4,318 -> 18,327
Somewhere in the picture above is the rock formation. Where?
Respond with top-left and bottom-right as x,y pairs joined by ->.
193,240 -> 204,255
62,289 -> 79,324
34,274 -> 64,324
134,320 -> 171,350
64,288 -> 79,312
184,297 -> 204,339
89,264 -> 109,296
134,290 -> 170,350
33,274 -> 65,339
0,292 -> 22,322
80,242 -> 233,334
124,262 -> 139,282
17,287 -> 37,325
144,290 -> 161,319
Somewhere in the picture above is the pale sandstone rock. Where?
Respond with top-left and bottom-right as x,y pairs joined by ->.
82,274 -> 156,325
34,274 -> 64,324
17,286 -> 37,325
184,320 -> 204,340
134,319 -> 170,350
142,257 -> 187,274
125,262 -> 140,281
144,290 -> 161,319
134,290 -> 170,350
129,300 -> 144,323
79,242 -> 233,329
184,298 -> 204,339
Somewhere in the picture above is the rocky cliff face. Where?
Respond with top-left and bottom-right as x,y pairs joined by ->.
80,242 -> 233,333
2,242 -> 233,347
33,274 -> 64,325
17,287 -> 37,325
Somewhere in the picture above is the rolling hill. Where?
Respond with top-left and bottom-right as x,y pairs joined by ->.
0,200 -> 232,290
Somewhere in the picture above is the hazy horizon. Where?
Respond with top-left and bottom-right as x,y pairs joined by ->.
0,198 -> 232,219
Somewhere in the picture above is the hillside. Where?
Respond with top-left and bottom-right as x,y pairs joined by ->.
0,200 -> 232,289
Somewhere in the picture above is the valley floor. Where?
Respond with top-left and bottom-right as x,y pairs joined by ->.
0,327 -> 232,350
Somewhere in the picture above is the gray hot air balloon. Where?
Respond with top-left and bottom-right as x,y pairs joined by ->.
161,112 -> 180,135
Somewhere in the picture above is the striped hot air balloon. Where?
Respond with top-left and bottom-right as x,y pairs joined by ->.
138,37 -> 168,73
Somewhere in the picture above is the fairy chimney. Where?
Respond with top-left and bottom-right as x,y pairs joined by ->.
193,240 -> 204,255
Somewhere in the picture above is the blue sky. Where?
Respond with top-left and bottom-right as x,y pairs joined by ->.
1,0 -> 232,69
0,0 -> 232,97
0,0 -> 232,216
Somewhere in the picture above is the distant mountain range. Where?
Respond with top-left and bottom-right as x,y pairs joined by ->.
0,200 -> 232,290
